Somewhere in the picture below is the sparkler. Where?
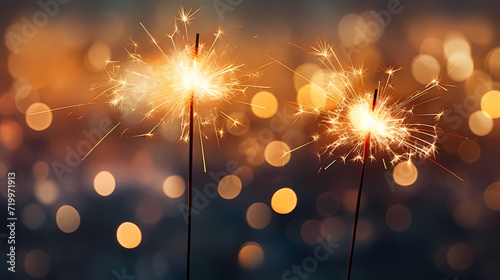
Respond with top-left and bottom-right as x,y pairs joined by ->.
272,41 -> 463,280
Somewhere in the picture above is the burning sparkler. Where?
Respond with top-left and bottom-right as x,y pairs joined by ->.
270,41 -> 462,280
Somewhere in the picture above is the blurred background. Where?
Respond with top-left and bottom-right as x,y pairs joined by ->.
1,0 -> 500,279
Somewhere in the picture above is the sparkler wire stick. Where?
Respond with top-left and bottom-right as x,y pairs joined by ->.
347,88 -> 378,280
186,33 -> 200,280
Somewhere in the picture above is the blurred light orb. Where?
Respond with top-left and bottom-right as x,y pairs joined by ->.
225,112 -> 250,136
251,91 -> 278,118
93,171 -> 116,196
419,37 -> 443,58
484,182 -> 500,211
238,242 -> 264,269
446,243 -> 474,270
0,119 -> 23,150
293,63 -> 321,91
24,250 -> 50,278
56,205 -> 80,233
487,47 -> 500,79
447,53 -> 474,82
443,33 -> 471,58
481,90 -> 500,119
218,175 -> 242,200
300,219 -> 324,245
393,161 -> 418,186
465,70 -> 492,97
33,161 -> 49,179
342,189 -> 359,213
246,202 -> 272,229
316,192 -> 340,217
85,41 -> 111,72
34,179 -> 59,205
25,102 -> 52,131
385,204 -> 412,232
339,14 -> 366,46
468,110 -> 493,136
22,203 -> 46,230
297,83 -> 326,109
264,141 -> 291,167
117,222 -> 142,249
162,175 -> 185,198
458,140 -> 481,163
271,188 -> 297,214
411,54 -> 440,84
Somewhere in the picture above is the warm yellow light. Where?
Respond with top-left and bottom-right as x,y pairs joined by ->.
116,222 -> 142,249
271,188 -> 297,214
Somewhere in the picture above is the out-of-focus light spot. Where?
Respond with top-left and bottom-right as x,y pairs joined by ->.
342,189 -> 359,213
136,195 -> 163,225
447,53 -> 474,82
481,90 -> 500,119
468,110 -> 493,136
117,222 -> 142,249
465,70 -> 491,97
446,243 -> 474,270
251,91 -> 278,118
339,14 -> 366,46
293,63 -> 322,91
264,141 -> 291,167
487,47 -> 500,79
458,140 -> 481,163
15,85 -> 39,113
411,54 -> 440,84
225,112 -> 250,136
25,102 -> 52,131
463,17 -> 494,46
484,182 -> 500,211
246,202 -> 272,229
163,175 -> 185,198
32,161 -> 49,179
85,41 -> 111,72
271,188 -> 297,214
56,205 -> 80,233
322,217 -> 347,242
357,218 -> 373,241
385,204 -> 412,232
218,175 -> 242,200
300,219 -> 324,245
393,161 -> 418,186
0,119 -> 23,150
419,37 -> 443,58
22,203 -> 46,230
316,192 -> 340,217
34,179 -> 59,205
443,33 -> 471,58
238,242 -> 264,270
24,250 -> 50,278
297,83 -> 326,109
93,171 -> 116,196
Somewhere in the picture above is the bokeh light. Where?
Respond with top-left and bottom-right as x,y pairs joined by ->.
484,182 -> 500,211
481,90 -> 500,118
34,179 -> 60,205
24,250 -> 50,278
393,161 -> 418,186
25,102 -> 53,131
251,91 -> 278,118
0,119 -> 23,150
446,243 -> 474,270
162,175 -> 186,198
116,222 -> 142,249
32,161 -> 50,179
447,52 -> 474,82
385,204 -> 412,232
271,188 -> 297,214
458,140 -> 481,163
238,242 -> 264,270
246,202 -> 272,229
56,205 -> 81,233
468,110 -> 493,136
264,141 -> 291,167
411,54 -> 441,84
218,175 -> 242,199
93,171 -> 116,196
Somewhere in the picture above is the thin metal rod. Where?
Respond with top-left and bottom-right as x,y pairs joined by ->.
347,88 -> 378,280
187,33 -> 199,280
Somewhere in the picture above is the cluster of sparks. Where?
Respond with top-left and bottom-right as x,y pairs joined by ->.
104,6 -> 249,144
285,41 -> 449,170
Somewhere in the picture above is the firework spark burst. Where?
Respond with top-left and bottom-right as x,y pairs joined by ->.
278,41 -> 454,172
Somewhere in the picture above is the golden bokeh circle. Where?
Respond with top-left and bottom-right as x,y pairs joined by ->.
251,91 -> 278,118
271,188 -> 297,214
25,102 -> 52,131
116,222 -> 142,249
